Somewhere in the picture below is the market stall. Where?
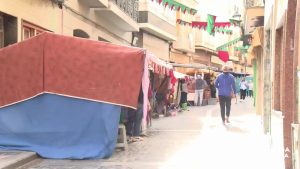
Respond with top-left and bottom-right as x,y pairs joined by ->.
0,32 -> 145,159
143,52 -> 175,119
171,63 -> 218,106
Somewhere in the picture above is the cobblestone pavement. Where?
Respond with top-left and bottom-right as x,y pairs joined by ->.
18,98 -> 284,169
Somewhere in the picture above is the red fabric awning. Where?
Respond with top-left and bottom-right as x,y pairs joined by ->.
0,32 -> 145,109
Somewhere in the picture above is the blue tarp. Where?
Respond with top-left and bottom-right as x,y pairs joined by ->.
0,93 -> 121,159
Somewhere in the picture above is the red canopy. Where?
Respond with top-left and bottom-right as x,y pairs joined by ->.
0,32 -> 145,109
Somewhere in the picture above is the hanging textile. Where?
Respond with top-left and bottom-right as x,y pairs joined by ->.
142,52 -> 173,123
218,50 -> 229,62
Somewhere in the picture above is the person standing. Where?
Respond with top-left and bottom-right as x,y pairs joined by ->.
215,66 -> 236,124
194,75 -> 205,106
239,77 -> 248,101
124,89 -> 144,142
248,80 -> 253,97
179,79 -> 188,108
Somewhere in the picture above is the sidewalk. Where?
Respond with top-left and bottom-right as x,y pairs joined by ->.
13,97 -> 285,169
0,151 -> 37,169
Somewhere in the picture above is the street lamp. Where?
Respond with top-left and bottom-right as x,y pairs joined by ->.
232,12 -> 241,21
51,0 -> 64,9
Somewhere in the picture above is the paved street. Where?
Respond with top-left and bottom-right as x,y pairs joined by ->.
18,98 -> 284,169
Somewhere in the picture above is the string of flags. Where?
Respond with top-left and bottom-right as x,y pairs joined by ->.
216,37 -> 242,62
151,0 -> 197,15
176,14 -> 241,36
234,46 -> 249,53
216,37 -> 241,51
176,19 -> 233,35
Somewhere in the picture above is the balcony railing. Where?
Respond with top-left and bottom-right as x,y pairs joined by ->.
111,0 -> 139,22
245,0 -> 264,8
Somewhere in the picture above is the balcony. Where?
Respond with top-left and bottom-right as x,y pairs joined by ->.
245,7 -> 264,34
138,0 -> 177,41
78,0 -> 108,8
93,0 -> 139,32
245,0 -> 264,8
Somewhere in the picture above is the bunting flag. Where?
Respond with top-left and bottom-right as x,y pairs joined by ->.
216,37 -> 241,51
206,14 -> 216,36
176,19 -> 192,26
218,50 -> 229,62
192,21 -> 207,29
229,19 -> 242,26
234,45 -> 249,53
189,21 -> 233,35
152,0 -> 198,15
215,27 -> 233,35
215,22 -> 231,28
177,14 -> 239,36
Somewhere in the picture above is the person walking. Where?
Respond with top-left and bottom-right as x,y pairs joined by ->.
194,74 -> 205,106
215,66 -> 236,124
239,77 -> 248,101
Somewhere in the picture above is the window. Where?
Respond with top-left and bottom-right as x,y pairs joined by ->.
73,29 -> 90,39
98,36 -> 110,43
22,20 -> 48,40
0,15 -> 3,47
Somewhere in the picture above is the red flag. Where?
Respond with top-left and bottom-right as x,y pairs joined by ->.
164,2 -> 168,8
218,50 -> 229,62
170,5 -> 175,10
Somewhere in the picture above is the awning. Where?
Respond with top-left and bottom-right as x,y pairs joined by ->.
251,27 -> 264,47
0,32 -> 145,109
248,26 -> 264,56
173,71 -> 187,79
170,63 -> 218,71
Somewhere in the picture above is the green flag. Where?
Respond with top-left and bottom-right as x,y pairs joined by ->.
207,14 -> 216,36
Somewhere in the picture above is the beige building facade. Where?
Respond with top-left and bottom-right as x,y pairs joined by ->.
248,0 -> 300,169
169,0 -> 198,74
138,0 -> 177,61
195,0 -> 247,74
0,0 -> 139,47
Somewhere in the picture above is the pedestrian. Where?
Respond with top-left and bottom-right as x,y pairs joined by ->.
194,74 -> 206,106
125,88 -> 144,143
239,77 -> 248,101
248,80 -> 253,97
179,79 -> 188,109
215,65 -> 236,124
210,80 -> 217,98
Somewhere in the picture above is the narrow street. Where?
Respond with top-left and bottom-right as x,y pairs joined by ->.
18,98 -> 284,169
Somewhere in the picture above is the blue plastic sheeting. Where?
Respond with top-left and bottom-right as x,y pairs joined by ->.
0,93 -> 121,159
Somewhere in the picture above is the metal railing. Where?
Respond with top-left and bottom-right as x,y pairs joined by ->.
245,0 -> 264,8
111,0 -> 139,22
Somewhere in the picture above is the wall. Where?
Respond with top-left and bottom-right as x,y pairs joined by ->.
143,32 -> 169,61
139,0 -> 176,24
172,0 -> 197,53
0,0 -> 61,42
193,49 -> 211,65
0,0 -> 133,45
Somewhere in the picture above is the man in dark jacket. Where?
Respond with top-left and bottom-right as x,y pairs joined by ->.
215,66 -> 236,124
